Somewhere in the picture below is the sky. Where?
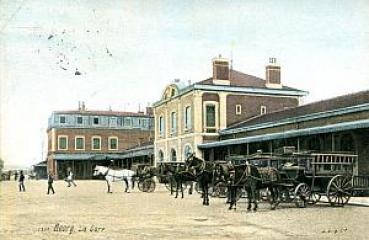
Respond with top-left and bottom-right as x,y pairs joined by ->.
0,0 -> 368,168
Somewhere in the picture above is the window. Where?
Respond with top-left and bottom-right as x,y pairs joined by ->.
171,149 -> 177,162
171,112 -> 177,135
261,106 -> 267,115
236,104 -> 242,115
184,145 -> 193,160
92,136 -> 101,150
58,136 -> 68,150
184,106 -> 192,130
77,116 -> 83,124
158,150 -> 164,162
109,137 -> 118,150
159,116 -> 165,137
75,136 -> 85,150
93,117 -> 99,125
110,117 -> 117,127
124,117 -> 131,127
204,104 -> 217,133
59,116 -> 66,124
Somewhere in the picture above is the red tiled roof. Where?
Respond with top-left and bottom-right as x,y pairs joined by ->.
54,110 -> 151,117
227,90 -> 369,130
198,69 -> 299,91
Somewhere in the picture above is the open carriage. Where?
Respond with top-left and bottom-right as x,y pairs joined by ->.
227,148 -> 369,208
132,164 -> 156,193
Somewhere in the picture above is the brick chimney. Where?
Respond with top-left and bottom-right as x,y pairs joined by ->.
146,107 -> 153,116
212,55 -> 230,85
265,57 -> 282,89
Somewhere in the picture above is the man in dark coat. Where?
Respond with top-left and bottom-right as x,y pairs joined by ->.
47,171 -> 55,194
18,170 -> 26,192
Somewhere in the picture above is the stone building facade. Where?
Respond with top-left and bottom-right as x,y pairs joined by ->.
153,57 -> 307,164
47,103 -> 154,179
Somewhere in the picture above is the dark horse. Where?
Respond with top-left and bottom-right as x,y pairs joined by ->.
228,163 -> 279,211
178,154 -> 217,206
159,163 -> 193,196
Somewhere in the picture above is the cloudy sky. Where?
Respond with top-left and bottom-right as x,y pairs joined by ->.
1,0 -> 368,168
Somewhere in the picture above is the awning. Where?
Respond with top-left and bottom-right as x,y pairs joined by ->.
198,119 -> 369,149
120,146 -> 154,159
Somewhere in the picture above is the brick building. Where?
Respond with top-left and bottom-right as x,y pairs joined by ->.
199,90 -> 369,175
47,103 -> 154,179
153,56 -> 307,164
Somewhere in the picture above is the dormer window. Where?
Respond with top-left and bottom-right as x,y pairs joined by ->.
59,116 -> 66,124
77,116 -> 83,124
93,117 -> 99,125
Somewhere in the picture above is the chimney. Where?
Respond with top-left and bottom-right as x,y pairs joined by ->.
212,55 -> 230,85
265,57 -> 282,89
78,101 -> 81,111
81,101 -> 86,112
146,107 -> 153,116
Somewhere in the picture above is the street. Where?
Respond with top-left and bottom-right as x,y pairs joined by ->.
1,180 -> 368,240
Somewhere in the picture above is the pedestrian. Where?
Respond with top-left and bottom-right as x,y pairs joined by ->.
47,171 -> 55,194
18,170 -> 26,192
14,171 -> 18,181
66,167 -> 77,187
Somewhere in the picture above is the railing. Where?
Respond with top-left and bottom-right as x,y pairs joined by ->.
309,153 -> 358,176
353,176 -> 369,189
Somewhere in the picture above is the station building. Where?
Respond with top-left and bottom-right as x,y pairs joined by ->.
199,90 -> 369,175
47,103 -> 154,179
153,56 -> 307,164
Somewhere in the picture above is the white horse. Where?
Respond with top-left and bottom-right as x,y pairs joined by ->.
93,165 -> 135,193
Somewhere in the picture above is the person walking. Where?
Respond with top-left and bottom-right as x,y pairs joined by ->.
47,171 -> 55,194
66,167 -> 77,187
18,170 -> 26,192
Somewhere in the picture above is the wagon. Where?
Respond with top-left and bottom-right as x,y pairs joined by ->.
156,161 -> 193,192
133,164 -> 156,193
242,149 -> 369,207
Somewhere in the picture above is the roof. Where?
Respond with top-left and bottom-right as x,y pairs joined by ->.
153,69 -> 306,107
53,110 -> 151,117
198,69 -> 300,91
199,118 -> 369,149
226,90 -> 369,131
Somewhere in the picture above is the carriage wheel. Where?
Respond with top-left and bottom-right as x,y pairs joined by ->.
308,192 -> 321,204
327,175 -> 352,207
213,182 -> 228,198
138,180 -> 145,192
294,183 -> 311,208
146,179 -> 156,192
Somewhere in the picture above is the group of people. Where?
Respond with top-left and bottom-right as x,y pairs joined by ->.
15,167 -> 77,194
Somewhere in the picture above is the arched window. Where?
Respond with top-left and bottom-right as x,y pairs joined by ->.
171,149 -> 177,162
183,145 -> 193,160
158,150 -> 164,162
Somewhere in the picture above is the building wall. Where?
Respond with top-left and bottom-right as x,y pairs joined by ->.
226,95 -> 298,126
48,128 -> 153,154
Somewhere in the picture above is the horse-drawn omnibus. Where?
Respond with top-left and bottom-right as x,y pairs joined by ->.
226,149 -> 369,208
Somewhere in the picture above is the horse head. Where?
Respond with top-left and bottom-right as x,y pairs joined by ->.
93,165 -> 108,176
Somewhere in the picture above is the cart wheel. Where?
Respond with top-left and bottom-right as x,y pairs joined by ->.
144,179 -> 156,192
327,175 -> 352,207
294,183 -> 311,208
138,180 -> 144,192
309,192 -> 321,204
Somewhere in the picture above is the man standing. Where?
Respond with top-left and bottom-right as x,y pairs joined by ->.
66,167 -> 77,187
18,170 -> 26,192
47,171 -> 55,194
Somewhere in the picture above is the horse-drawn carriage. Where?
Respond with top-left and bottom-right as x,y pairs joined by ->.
133,164 -> 156,193
226,149 -> 369,208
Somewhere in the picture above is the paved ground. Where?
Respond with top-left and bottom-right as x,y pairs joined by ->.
1,180 -> 369,240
